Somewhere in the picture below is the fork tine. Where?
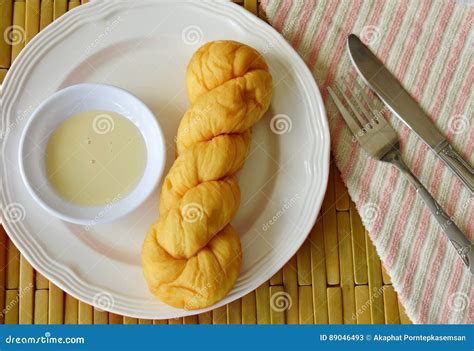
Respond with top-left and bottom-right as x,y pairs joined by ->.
349,86 -> 377,124
351,79 -> 386,123
352,78 -> 376,107
328,86 -> 362,137
334,82 -> 368,127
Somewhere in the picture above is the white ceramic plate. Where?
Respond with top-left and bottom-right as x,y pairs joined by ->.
0,0 -> 329,319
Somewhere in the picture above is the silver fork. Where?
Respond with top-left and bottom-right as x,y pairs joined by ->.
328,79 -> 474,275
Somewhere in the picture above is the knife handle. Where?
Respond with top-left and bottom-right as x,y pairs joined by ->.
437,141 -> 474,194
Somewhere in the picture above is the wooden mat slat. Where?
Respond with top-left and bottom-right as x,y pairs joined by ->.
11,0 -> 25,61
25,0 -> 40,43
244,0 -> 257,15
327,287 -> 343,324
48,282 -> 63,324
68,1 -> 80,10
269,286 -> 285,324
183,315 -> 198,324
34,290 -> 48,324
382,265 -> 392,285
255,282 -> 270,324
108,313 -> 123,324
0,68 -> 7,82
350,201 -> 368,285
398,300 -> 412,324
383,286 -> 400,324
4,290 -> 19,324
64,294 -> 78,324
0,0 -> 13,68
310,216 -> 329,324
122,317 -> 137,325
241,291 -> 256,324
296,238 -> 311,286
169,317 -> 184,324
0,227 -> 7,324
197,312 -> 212,324
227,299 -> 242,324
334,166 -> 349,211
153,319 -> 167,324
35,272 -> 49,290
321,162 -> 340,285
269,269 -> 283,285
40,0 -> 53,30
283,256 -> 298,324
19,256 -> 34,324
5,239 -> 19,290
138,318 -> 152,324
354,286 -> 371,324
298,286 -> 313,324
78,301 -> 92,324
93,309 -> 108,324
337,212 -> 356,324
366,232 -> 385,324
212,306 -> 226,324
53,0 -> 67,20
0,0 -> 408,325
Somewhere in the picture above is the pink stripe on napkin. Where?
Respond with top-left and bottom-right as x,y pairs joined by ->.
273,0 -> 293,31
291,0 -> 315,48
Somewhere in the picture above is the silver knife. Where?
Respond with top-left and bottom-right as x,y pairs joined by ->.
347,34 -> 474,194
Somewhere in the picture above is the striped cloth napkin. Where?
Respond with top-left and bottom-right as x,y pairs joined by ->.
260,0 -> 473,324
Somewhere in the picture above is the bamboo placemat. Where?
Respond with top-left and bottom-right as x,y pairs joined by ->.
0,0 -> 411,325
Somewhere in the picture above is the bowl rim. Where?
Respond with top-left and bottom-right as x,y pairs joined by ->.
18,82 -> 166,225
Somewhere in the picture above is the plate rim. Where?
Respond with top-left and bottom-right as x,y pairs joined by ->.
0,0 -> 330,319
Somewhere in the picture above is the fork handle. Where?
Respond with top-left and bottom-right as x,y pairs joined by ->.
384,150 -> 474,275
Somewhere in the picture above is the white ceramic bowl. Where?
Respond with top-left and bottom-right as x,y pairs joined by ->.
19,83 -> 165,225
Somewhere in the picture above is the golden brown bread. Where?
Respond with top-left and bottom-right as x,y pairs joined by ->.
141,40 -> 272,309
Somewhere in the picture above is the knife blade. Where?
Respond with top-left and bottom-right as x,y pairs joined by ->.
347,34 -> 474,193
